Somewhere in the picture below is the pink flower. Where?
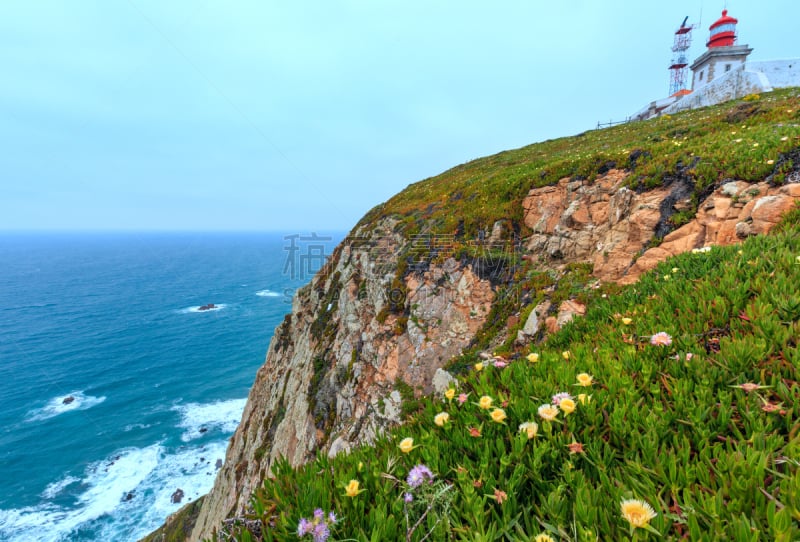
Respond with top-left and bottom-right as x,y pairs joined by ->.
650,332 -> 673,346
457,393 -> 468,405
493,360 -> 507,368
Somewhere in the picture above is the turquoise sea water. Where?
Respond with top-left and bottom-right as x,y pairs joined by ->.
0,232 -> 340,541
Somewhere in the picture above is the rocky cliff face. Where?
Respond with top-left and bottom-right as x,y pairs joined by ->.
184,171 -> 799,541
190,218 -> 495,541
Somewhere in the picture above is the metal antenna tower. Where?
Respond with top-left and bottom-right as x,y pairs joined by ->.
669,16 -> 694,95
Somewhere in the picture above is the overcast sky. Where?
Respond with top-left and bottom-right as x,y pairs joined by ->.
1,1 -> 797,231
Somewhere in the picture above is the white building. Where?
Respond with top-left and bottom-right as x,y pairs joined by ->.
633,9 -> 800,120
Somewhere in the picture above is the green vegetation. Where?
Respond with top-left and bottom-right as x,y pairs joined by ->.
142,496 -> 205,542
214,222 -> 800,540
358,88 -> 800,241
209,92 -> 800,541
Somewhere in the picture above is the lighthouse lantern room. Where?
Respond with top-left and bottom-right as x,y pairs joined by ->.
690,9 -> 752,89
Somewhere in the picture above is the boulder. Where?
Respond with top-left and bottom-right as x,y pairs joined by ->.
556,300 -> 587,329
171,488 -> 185,504
432,368 -> 457,395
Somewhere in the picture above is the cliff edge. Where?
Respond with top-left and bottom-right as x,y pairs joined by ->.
143,88 -> 800,542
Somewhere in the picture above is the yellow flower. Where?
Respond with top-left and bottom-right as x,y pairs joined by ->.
344,479 -> 363,497
577,393 -> 592,405
398,437 -> 415,454
478,395 -> 494,410
538,404 -> 559,421
621,317 -> 632,325
620,498 -> 658,529
490,408 -> 507,423
527,352 -> 539,363
663,274 -> 670,281
474,362 -> 484,372
576,373 -> 593,387
561,351 -> 570,360
518,421 -> 538,439
434,412 -> 450,426
444,388 -> 455,401
559,398 -> 576,415
671,267 -> 679,273
534,535 -> 554,542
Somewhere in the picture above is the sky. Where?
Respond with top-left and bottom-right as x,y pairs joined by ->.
1,1 -> 798,232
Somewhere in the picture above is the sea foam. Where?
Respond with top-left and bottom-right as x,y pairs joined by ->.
178,303 -> 227,314
0,440 -> 229,542
255,289 -> 281,298
0,444 -> 160,542
25,392 -> 106,422
41,476 -> 80,499
172,397 -> 247,442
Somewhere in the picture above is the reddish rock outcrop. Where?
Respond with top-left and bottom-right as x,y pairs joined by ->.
624,181 -> 800,283
522,170 -> 800,284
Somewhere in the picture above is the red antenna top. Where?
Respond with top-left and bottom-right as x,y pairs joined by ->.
707,9 -> 738,48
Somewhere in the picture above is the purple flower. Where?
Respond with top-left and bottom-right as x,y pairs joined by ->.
403,492 -> 414,503
312,522 -> 330,542
407,464 -> 435,488
551,392 -> 573,406
327,511 -> 337,524
297,517 -> 312,536
313,508 -> 325,521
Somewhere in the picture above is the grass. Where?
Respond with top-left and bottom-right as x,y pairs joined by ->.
214,221 -> 800,541
357,88 -> 800,243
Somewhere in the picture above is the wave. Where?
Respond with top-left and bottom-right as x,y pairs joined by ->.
172,398 -> 247,442
41,476 -> 80,499
255,289 -> 281,298
0,440 -> 229,542
25,392 -> 106,422
177,303 -> 227,314
123,423 -> 152,432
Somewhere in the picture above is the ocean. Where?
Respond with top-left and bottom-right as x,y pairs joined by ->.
0,232 -> 341,542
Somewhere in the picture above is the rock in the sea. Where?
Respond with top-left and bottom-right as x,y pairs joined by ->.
124,491 -> 135,502
198,303 -> 216,311
215,459 -> 223,470
62,396 -> 75,405
171,488 -> 185,504
199,427 -> 208,434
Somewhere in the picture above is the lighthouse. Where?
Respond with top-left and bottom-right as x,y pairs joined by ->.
689,9 -> 752,89
633,6 -> 800,120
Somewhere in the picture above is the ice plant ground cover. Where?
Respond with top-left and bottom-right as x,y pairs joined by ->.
216,220 -> 800,540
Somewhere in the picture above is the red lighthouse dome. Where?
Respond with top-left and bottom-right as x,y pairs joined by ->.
707,9 -> 738,48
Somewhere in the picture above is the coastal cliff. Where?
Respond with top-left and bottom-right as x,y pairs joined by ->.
144,89 -> 800,542
189,218 -> 497,540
